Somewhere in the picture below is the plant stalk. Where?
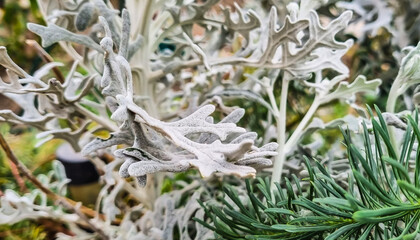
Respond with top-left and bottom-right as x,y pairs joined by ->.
271,77 -> 290,187
386,76 -> 401,113
284,99 -> 320,153
25,40 -> 65,84
75,103 -> 119,132
386,76 -> 402,157
7,158 -> 27,192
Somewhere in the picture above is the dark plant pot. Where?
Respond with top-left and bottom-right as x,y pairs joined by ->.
56,143 -> 101,205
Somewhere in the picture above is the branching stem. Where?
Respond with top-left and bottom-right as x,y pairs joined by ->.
284,98 -> 320,154
386,76 -> 403,157
75,103 -> 119,132
270,77 -> 321,189
25,40 -> 65,84
386,81 -> 400,114
271,77 -> 290,187
7,158 -> 27,192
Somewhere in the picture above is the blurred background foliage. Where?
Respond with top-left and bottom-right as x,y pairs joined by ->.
0,0 -> 61,190
0,0 -> 44,73
0,1 -> 63,238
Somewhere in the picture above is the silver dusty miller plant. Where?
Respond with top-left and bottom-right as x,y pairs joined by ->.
0,0 -> 280,238
0,0 -> 278,185
2,0 -> 413,239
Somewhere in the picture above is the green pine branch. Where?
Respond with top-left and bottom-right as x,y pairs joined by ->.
196,107 -> 420,240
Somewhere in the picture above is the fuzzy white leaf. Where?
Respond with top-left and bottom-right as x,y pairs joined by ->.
320,75 -> 382,104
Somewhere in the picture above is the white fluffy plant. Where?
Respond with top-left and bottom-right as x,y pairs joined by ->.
203,1 -> 382,187
0,0 -> 384,239
0,0 -> 280,239
0,0 -> 277,187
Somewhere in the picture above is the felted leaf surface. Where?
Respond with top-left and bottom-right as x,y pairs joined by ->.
395,42 -> 420,91
210,9 -> 353,77
36,121 -> 91,152
137,184 -> 212,240
320,75 -> 382,104
0,48 -> 99,150
280,10 -> 353,76
113,103 -> 277,181
85,15 -> 278,180
262,10 -> 309,62
207,89 -> 274,114
221,3 -> 261,42
301,116 -> 361,143
0,47 -> 28,77
0,110 -> 55,130
337,0 -> 393,38
75,3 -> 97,31
25,76 -> 94,104
27,23 -> 104,52
82,130 -> 134,156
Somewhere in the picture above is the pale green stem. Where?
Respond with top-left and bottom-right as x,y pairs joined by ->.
130,0 -> 159,118
267,87 -> 280,118
136,1 -> 163,204
75,103 -> 119,132
137,0 -> 153,38
271,77 -> 290,187
386,77 -> 403,157
284,98 -> 320,153
386,76 -> 402,113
